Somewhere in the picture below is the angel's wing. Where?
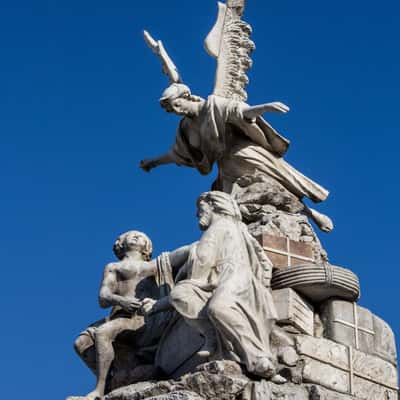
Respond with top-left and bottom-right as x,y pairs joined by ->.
205,0 -> 254,102
144,30 -> 182,85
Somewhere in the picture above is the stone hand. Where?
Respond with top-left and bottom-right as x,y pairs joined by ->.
141,298 -> 157,314
140,158 -> 157,172
119,297 -> 142,313
242,102 -> 290,120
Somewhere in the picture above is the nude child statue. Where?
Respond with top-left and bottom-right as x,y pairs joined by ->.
68,230 -> 189,400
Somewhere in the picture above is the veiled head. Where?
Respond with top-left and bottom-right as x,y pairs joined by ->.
197,191 -> 242,229
113,230 -> 153,261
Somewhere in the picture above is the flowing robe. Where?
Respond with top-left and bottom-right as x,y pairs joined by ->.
170,95 -> 329,202
168,216 -> 278,374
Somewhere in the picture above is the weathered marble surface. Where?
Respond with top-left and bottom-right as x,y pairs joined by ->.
273,288 -> 314,336
271,264 -> 360,303
373,314 -> 398,366
159,191 -> 280,380
141,0 -> 331,228
105,361 -> 248,400
306,385 -> 362,399
234,174 -> 332,260
104,360 -> 375,400
320,299 -> 398,366
295,335 -> 398,399
67,1 -> 400,399
133,392 -> 204,400
70,231 -> 167,399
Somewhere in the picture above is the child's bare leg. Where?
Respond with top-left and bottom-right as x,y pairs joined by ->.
74,333 -> 97,374
88,317 -> 141,399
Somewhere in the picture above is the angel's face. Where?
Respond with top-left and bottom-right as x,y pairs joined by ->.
164,97 -> 197,117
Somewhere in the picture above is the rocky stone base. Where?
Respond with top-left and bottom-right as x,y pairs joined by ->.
104,358 -> 398,400
105,370 -> 368,400
104,335 -> 398,400
105,361 -> 247,400
231,173 -> 329,263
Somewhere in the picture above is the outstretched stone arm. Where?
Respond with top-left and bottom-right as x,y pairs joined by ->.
140,151 -> 176,172
142,244 -> 192,315
98,264 -> 141,312
242,102 -> 290,121
144,244 -> 191,276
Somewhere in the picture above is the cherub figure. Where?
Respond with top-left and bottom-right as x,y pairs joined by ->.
140,0 -> 332,232
68,231 -> 189,400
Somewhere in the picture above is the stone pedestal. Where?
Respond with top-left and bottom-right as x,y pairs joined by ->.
295,335 -> 398,399
320,299 -> 397,366
273,288 -> 314,336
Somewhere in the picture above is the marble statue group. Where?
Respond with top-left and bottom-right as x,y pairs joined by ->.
67,2 -> 398,400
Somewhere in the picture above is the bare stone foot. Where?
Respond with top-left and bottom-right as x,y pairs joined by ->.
197,337 -> 217,358
66,397 -> 92,400
253,357 -> 275,379
66,391 -> 102,400
270,374 -> 287,384
84,390 -> 102,400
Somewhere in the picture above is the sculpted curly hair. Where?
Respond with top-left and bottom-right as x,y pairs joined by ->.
113,231 -> 153,261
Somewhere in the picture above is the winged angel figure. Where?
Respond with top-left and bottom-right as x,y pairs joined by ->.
140,0 -> 332,231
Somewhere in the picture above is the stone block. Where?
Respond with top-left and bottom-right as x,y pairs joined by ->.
320,300 -> 374,353
255,233 -> 314,269
306,385 -> 363,399
295,335 -> 398,399
242,380 -> 310,400
272,288 -> 314,336
320,299 -> 397,366
373,314 -> 398,366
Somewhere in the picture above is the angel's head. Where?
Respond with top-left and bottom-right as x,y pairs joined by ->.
160,83 -> 204,117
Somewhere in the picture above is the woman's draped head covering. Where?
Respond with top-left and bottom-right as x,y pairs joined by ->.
198,191 -> 242,221
197,191 -> 274,287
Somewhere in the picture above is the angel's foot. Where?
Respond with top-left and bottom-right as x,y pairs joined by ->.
306,207 -> 334,232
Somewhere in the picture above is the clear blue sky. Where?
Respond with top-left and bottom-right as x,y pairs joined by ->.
1,1 -> 399,398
